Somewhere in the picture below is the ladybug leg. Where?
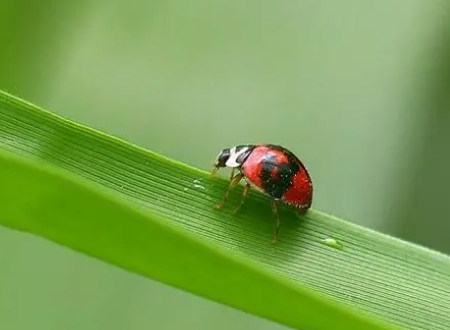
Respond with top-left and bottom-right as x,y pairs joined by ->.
233,183 -> 251,214
271,199 -> 281,244
297,207 -> 307,217
215,172 -> 244,209
229,168 -> 235,181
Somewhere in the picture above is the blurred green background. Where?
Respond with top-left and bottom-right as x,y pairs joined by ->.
1,1 -> 450,329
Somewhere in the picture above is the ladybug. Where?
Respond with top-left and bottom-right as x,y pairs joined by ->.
211,144 -> 313,243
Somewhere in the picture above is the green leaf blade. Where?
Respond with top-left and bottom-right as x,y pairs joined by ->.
1,90 -> 449,330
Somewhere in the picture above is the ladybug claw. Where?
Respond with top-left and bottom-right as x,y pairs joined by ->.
232,206 -> 242,215
215,202 -> 225,209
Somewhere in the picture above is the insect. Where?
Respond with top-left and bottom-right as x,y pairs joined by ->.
211,144 -> 313,243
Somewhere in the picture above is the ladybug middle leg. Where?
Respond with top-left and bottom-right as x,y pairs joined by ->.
232,183 -> 251,215
215,170 -> 244,209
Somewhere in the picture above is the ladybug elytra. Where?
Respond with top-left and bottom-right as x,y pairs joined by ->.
211,144 -> 313,243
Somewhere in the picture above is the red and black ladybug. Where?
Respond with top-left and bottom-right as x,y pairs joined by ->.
211,144 -> 313,243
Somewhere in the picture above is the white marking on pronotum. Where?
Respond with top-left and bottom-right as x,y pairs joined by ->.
225,146 -> 249,168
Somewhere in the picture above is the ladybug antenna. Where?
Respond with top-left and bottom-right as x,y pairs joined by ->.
211,166 -> 219,177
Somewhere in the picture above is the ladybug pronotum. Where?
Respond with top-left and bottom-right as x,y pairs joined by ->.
211,144 -> 313,243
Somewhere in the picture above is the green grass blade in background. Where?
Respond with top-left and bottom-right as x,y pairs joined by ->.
1,90 -> 450,330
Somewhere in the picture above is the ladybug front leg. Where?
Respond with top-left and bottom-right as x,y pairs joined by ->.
215,172 -> 244,209
271,199 -> 281,244
233,183 -> 251,214
229,168 -> 235,181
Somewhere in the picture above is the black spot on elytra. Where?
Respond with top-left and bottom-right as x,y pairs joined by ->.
259,150 -> 300,199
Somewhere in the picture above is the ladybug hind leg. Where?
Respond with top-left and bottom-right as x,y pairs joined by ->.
215,170 -> 243,209
297,205 -> 309,217
271,199 -> 281,244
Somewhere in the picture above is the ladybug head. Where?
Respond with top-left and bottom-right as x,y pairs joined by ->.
215,148 -> 231,168
211,145 -> 254,175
